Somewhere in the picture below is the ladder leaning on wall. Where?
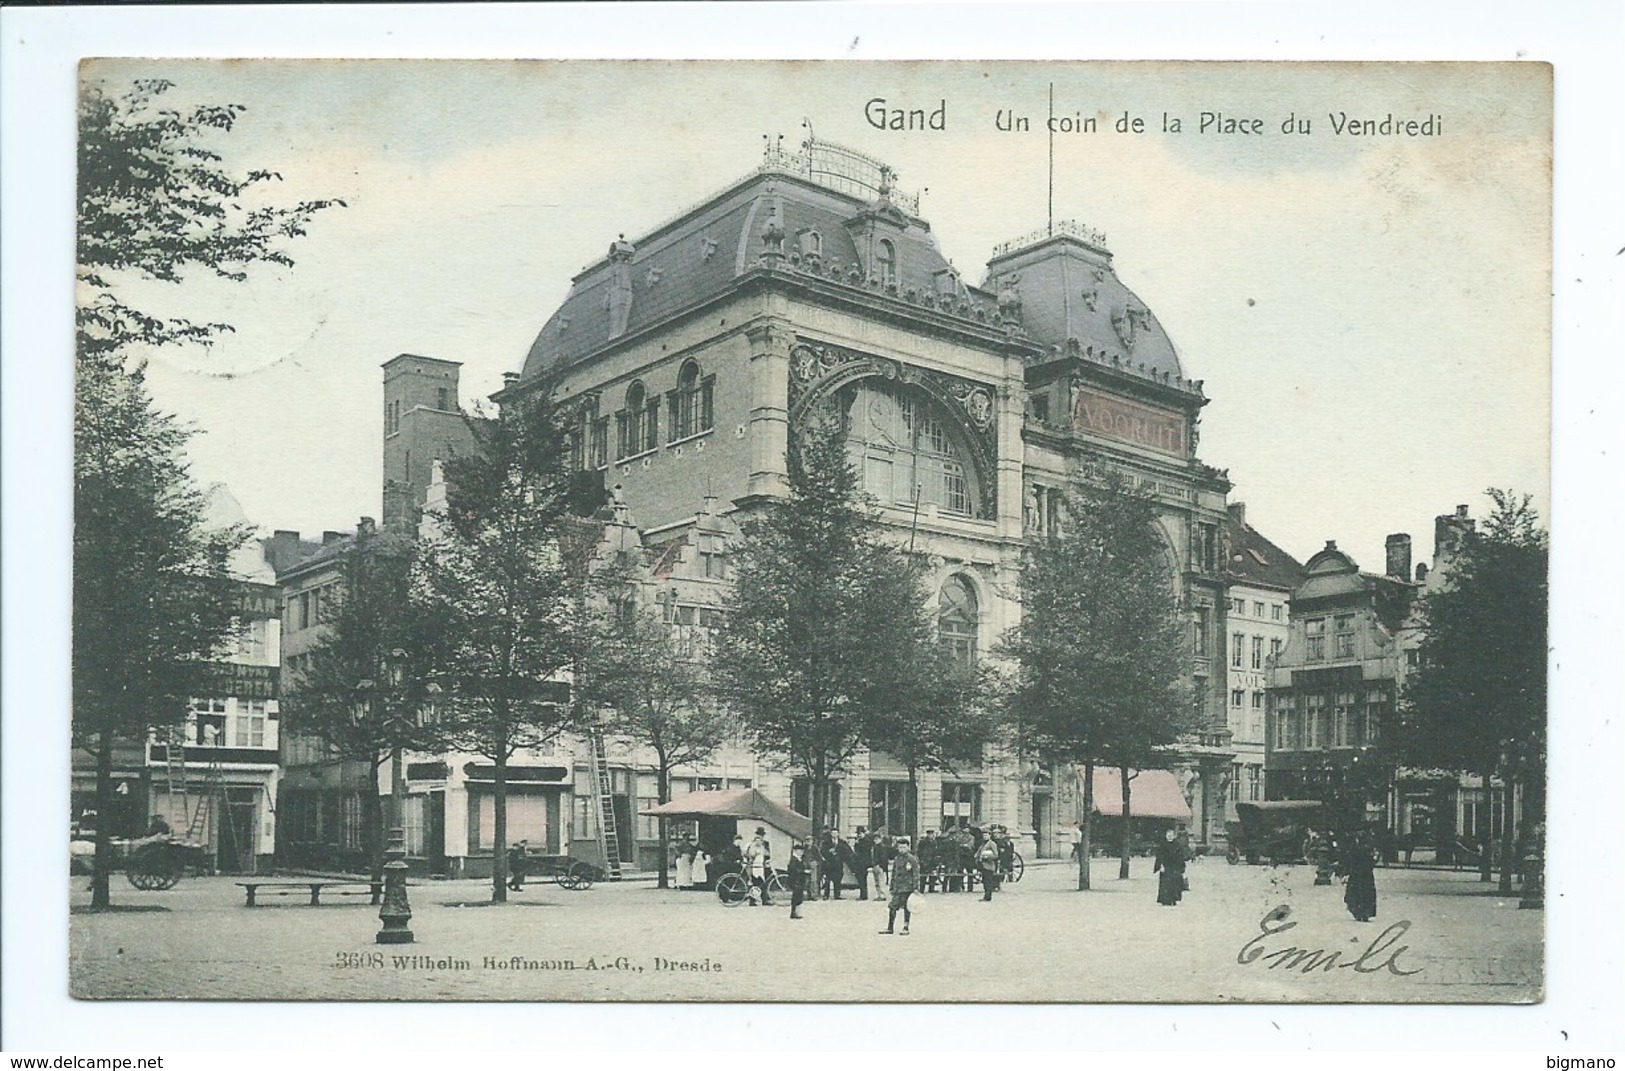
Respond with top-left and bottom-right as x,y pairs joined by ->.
585,728 -> 623,880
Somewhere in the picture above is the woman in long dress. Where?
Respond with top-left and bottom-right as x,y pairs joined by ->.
1152,829 -> 1187,906
1342,833 -> 1378,922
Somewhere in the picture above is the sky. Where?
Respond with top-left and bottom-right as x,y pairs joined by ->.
85,58 -> 1550,572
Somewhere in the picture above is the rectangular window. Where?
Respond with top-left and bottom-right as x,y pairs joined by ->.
868,780 -> 916,839
615,411 -> 631,460
1251,635 -> 1264,670
437,387 -> 451,411
700,377 -> 715,434
1305,618 -> 1326,662
643,400 -> 660,453
1230,688 -> 1244,708
1334,614 -> 1356,658
1031,394 -> 1050,423
939,782 -> 982,830
1253,601 -> 1265,618
1231,632 -> 1245,668
1304,695 -> 1326,749
1272,604 -> 1284,621
1271,638 -> 1283,661
590,418 -> 609,469
1193,606 -> 1209,657
790,779 -> 843,827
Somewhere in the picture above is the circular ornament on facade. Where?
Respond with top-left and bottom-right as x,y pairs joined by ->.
964,388 -> 994,429
791,345 -> 819,382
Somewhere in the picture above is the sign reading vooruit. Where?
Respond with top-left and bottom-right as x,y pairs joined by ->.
1071,386 -> 1188,458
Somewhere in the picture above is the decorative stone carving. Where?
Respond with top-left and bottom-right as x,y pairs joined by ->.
1112,305 -> 1137,350
1081,287 -> 1098,312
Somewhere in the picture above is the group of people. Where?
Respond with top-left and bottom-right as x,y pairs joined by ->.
913,825 -> 1016,898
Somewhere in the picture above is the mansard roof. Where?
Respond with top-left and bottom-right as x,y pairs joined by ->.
520,166 -> 967,382
983,225 -> 1186,381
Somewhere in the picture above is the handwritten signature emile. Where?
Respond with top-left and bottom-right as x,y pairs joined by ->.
1237,905 -> 1422,977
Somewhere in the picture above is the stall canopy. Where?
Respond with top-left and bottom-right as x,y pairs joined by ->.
640,787 -> 813,842
1077,767 -> 1192,821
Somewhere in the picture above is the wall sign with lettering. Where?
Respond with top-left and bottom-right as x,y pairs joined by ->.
1070,383 -> 1188,458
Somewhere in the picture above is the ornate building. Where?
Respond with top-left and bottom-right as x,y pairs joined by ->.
389,140 -> 1241,858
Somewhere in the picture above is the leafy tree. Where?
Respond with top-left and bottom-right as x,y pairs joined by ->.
277,522 -> 421,880
412,396 -> 580,902
77,78 -> 343,365
74,78 -> 340,909
864,644 -> 999,840
713,405 -> 937,830
1399,489 -> 1547,893
74,361 -> 248,908
998,474 -> 1192,890
579,562 -> 729,888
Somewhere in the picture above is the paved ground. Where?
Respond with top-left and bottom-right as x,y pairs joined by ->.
68,858 -> 1542,1003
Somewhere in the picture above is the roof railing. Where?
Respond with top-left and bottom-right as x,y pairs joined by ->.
990,219 -> 1110,260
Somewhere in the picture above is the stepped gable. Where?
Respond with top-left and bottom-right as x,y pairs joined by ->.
982,224 -> 1185,380
520,157 -> 962,383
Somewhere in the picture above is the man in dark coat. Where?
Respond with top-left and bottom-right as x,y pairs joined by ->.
823,831 -> 855,900
853,827 -> 875,900
506,840 -> 530,892
917,830 -> 938,892
1152,829 -> 1187,905
787,843 -> 811,920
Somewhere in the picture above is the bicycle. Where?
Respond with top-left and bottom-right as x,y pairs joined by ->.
716,864 -> 787,907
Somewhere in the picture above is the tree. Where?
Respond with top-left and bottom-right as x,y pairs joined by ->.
998,474 -> 1192,890
864,644 -> 999,840
74,78 -> 341,909
579,563 -> 729,888
713,405 -> 938,830
412,396 -> 580,903
74,361 -> 248,908
1399,489 -> 1547,893
77,78 -> 343,365
277,522 -> 420,880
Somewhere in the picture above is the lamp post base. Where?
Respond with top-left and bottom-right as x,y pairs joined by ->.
376,826 -> 415,945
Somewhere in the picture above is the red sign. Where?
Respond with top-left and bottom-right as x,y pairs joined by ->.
1071,387 -> 1187,457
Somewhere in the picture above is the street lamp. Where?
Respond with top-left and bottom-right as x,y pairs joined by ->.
358,649 -> 420,945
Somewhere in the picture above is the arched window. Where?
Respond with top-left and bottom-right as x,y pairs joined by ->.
876,238 -> 897,286
844,381 -> 975,516
619,381 -> 655,459
668,360 -> 713,441
938,575 -> 979,665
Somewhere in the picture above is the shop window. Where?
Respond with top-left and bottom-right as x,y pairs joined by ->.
790,779 -> 842,827
868,780 -> 917,838
939,782 -> 981,831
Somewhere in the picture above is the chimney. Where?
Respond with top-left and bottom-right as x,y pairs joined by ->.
322,530 -> 345,545
1415,562 -> 1429,583
1434,506 -> 1477,563
1227,502 -> 1246,528
503,371 -> 521,388
1385,533 -> 1412,580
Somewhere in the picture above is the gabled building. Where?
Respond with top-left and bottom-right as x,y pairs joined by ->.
1221,502 -> 1305,818
1266,537 -> 1419,827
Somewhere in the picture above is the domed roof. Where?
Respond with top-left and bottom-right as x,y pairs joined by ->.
981,225 -> 1185,379
520,169 -> 961,383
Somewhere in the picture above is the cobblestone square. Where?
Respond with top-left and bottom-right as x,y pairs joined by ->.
69,859 -> 1542,1003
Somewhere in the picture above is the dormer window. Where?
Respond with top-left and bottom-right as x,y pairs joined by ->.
876,238 -> 897,286
797,229 -> 823,261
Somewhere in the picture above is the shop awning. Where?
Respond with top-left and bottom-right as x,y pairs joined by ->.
1078,767 -> 1192,821
640,787 -> 813,842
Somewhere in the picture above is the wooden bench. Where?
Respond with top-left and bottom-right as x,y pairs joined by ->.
237,880 -> 389,907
